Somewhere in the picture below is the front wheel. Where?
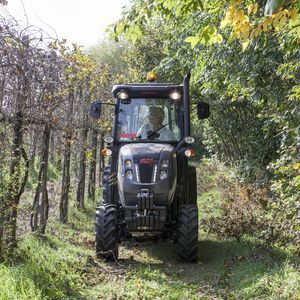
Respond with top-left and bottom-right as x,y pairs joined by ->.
177,205 -> 198,262
102,166 -> 111,204
95,204 -> 119,260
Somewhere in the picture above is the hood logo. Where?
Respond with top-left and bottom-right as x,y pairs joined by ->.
140,158 -> 156,164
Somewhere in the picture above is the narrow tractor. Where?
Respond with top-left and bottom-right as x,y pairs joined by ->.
90,73 -> 210,262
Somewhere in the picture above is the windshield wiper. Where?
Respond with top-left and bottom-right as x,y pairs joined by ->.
147,119 -> 175,139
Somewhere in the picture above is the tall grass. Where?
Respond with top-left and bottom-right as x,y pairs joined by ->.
0,201 -> 95,300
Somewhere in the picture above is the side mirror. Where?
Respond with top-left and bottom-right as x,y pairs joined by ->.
197,102 -> 210,119
90,101 -> 102,119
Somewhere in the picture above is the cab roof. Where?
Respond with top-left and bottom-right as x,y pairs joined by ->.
112,83 -> 183,99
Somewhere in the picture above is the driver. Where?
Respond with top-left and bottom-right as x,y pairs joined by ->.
136,106 -> 176,140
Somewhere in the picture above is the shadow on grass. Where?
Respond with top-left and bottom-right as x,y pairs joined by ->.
116,236 -> 299,297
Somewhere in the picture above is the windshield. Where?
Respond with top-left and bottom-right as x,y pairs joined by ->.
116,98 -> 182,142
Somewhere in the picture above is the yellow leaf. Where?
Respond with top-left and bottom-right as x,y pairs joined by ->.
252,26 -> 262,38
293,162 -> 300,170
265,17 -> 273,26
228,32 -> 238,43
248,4 -> 253,15
221,7 -> 235,28
253,3 -> 258,15
242,40 -> 250,51
273,10 -> 286,27
220,16 -> 230,28
278,14 -> 287,29
241,23 -> 252,40
227,6 -> 236,18
290,9 -> 298,21
234,10 -> 245,24
248,3 -> 258,15
234,24 -> 242,35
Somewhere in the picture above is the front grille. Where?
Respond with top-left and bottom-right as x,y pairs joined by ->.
139,164 -> 153,183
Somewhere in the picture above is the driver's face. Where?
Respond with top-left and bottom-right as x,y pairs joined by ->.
149,113 -> 164,127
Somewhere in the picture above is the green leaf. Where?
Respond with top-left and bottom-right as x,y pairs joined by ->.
210,33 -> 223,44
264,0 -> 285,16
184,36 -> 200,49
227,32 -> 237,44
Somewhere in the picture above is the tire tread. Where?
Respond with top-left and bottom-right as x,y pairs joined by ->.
177,205 -> 198,262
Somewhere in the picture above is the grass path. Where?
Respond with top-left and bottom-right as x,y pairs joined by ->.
83,231 -> 299,299
1,191 -> 299,299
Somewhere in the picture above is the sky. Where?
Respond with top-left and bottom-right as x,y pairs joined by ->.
3,0 -> 129,48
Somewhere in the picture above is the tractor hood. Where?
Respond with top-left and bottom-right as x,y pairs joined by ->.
117,143 -> 177,207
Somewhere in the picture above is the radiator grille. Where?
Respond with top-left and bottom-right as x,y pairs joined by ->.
139,164 -> 153,183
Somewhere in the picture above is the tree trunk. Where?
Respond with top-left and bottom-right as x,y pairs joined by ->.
5,111 -> 26,249
76,125 -> 88,209
7,147 -> 29,248
56,134 -> 63,172
29,125 -> 39,169
59,90 -> 74,222
30,124 -> 51,234
59,131 -> 72,223
88,129 -> 97,201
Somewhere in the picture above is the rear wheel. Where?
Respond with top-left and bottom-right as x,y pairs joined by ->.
95,204 -> 119,260
177,205 -> 198,262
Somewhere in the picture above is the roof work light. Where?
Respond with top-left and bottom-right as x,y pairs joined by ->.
117,91 -> 129,99
170,90 -> 181,100
147,71 -> 157,82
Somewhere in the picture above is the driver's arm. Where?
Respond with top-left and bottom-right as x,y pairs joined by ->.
136,124 -> 150,139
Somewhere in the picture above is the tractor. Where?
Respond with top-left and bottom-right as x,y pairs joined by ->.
90,73 -> 210,262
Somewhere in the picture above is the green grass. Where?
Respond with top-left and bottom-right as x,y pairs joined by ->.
0,235 -> 85,300
1,178 -> 299,299
0,202 -> 95,300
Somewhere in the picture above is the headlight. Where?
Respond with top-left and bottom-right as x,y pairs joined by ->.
102,148 -> 112,156
185,149 -> 192,157
160,170 -> 168,180
124,159 -> 132,168
125,170 -> 133,180
161,160 -> 169,168
184,149 -> 196,157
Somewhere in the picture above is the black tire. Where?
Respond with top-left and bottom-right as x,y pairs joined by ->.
177,205 -> 198,262
102,166 -> 110,204
187,166 -> 197,205
95,204 -> 119,260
